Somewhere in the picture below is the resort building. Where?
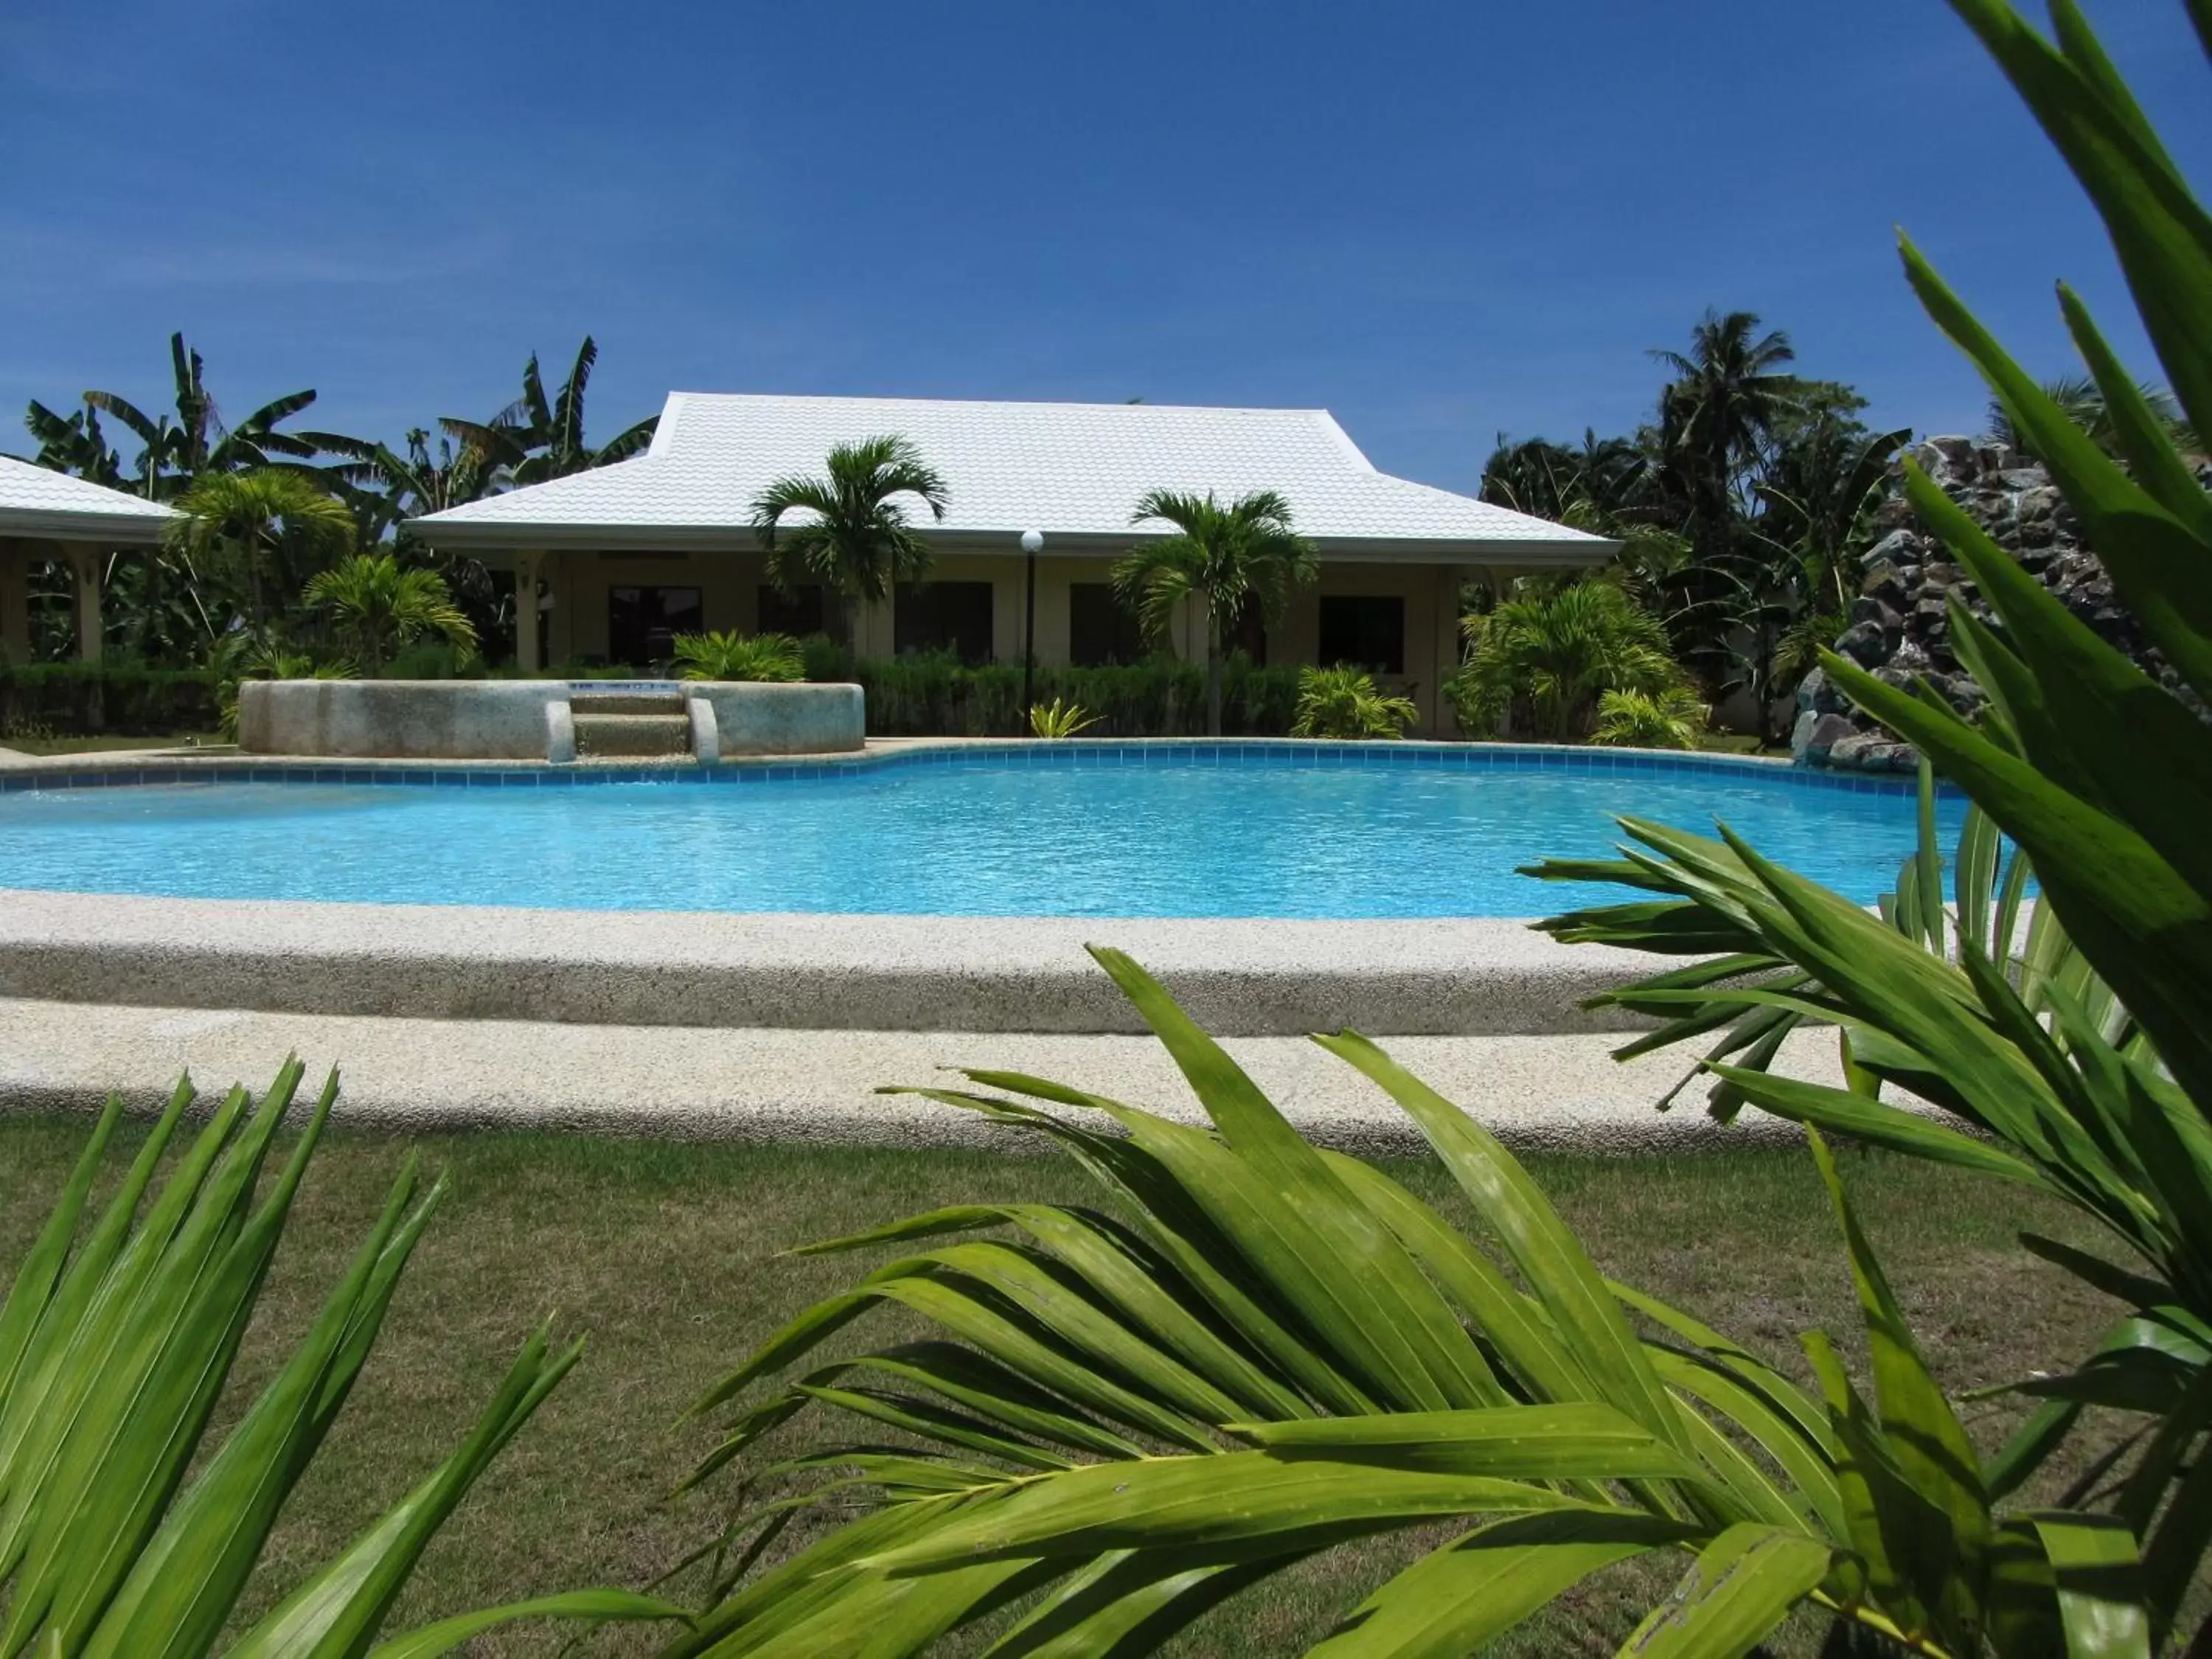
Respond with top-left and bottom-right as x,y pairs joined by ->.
408,392 -> 1614,734
0,456 -> 176,662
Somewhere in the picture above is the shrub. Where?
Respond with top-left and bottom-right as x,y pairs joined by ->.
1027,697 -> 1099,738
1450,582 -> 1688,741
843,651 -> 1304,737
672,630 -> 804,682
1589,685 -> 1708,748
0,661 -> 223,736
1290,663 -> 1419,738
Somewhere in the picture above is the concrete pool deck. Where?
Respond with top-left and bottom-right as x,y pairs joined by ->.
0,996 -> 1843,1155
0,888 -> 1655,1036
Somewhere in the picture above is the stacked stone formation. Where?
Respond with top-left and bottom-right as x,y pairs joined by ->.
1792,437 -> 2206,771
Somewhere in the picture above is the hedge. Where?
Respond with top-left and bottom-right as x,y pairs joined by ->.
803,644 -> 1304,737
0,661 -> 223,735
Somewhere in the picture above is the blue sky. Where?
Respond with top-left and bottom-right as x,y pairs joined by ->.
4,1 -> 2206,495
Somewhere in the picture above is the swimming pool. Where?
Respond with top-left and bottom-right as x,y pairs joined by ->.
0,744 -> 1956,919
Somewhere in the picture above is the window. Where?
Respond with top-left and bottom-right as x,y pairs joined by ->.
608,585 -> 703,665
1068,583 -> 1147,667
1318,595 -> 1405,675
759,583 -> 825,636
1225,594 -> 1267,667
894,580 -> 994,664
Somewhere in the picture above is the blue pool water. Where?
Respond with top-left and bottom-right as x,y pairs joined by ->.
0,747 -> 1959,919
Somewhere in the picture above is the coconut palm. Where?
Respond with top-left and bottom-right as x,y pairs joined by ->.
167,468 -> 355,634
1112,489 -> 1318,736
1986,372 -> 2200,459
302,553 -> 477,677
1649,310 -> 1802,551
438,338 -> 658,486
80,333 -> 319,499
1450,580 -> 1687,742
751,436 -> 950,647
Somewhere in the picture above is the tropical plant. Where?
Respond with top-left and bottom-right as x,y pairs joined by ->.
301,554 -> 477,678
22,401 -> 125,492
670,950 -> 2153,1657
1528,0 -> 2212,1639
306,426 -> 501,546
166,470 -> 355,635
1590,686 -> 1708,749
751,436 -> 949,648
1987,373 -> 2200,462
1649,310 -> 1804,553
672,630 -> 804,682
52,333 -> 320,501
0,1061 -> 676,1655
1027,697 -> 1099,737
1450,581 -> 1687,742
1112,489 -> 1318,737
437,338 -> 658,486
1290,663 -> 1418,739
209,637 -> 354,740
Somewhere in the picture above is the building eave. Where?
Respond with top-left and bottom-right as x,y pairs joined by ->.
407,516 -> 1616,568
0,509 -> 175,546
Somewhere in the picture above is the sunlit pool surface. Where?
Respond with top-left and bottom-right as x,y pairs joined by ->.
0,745 -> 1958,919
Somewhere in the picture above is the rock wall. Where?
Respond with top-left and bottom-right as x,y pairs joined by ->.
1791,436 -> 2201,771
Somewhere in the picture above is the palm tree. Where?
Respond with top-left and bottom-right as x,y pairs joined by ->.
1112,489 -> 1318,735
438,338 -> 658,486
302,553 -> 478,676
1450,580 -> 1687,741
166,468 -> 355,633
751,436 -> 950,647
1649,310 -> 1801,550
1986,372 -> 2200,459
305,426 -> 499,544
79,333 -> 319,499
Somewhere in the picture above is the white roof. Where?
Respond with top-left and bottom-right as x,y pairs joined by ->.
0,455 -> 176,543
409,392 -> 1611,563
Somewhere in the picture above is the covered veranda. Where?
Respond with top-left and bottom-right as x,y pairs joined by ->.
0,456 -> 178,662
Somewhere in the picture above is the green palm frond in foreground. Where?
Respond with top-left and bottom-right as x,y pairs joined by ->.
666,950 -> 2146,1658
0,1062 -> 680,1658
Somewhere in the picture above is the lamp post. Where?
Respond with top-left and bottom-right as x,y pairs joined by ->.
1020,529 -> 1043,723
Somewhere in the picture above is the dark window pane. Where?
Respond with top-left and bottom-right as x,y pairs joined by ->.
608,585 -> 703,666
894,580 -> 994,664
1317,595 -> 1405,675
1068,582 -> 1146,667
1225,594 -> 1267,667
759,583 -> 824,636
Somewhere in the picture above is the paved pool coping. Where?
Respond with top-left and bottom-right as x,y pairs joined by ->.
0,888 -> 1660,1037
0,734 -> 1919,793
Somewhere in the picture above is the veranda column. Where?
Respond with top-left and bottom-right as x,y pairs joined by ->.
68,543 -> 103,664
513,550 -> 543,673
0,540 -> 30,664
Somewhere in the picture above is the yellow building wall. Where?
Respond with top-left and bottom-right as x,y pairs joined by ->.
535,549 -> 1481,736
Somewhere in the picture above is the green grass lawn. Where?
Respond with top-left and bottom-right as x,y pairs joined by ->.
0,1118 -> 2127,1655
0,731 -> 225,755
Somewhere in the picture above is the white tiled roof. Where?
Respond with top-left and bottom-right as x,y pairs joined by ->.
0,455 -> 176,543
410,392 -> 1611,560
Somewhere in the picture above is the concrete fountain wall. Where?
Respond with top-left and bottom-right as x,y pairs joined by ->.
237,679 -> 865,762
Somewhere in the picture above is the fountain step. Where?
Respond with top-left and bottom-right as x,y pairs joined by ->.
571,691 -> 687,717
573,712 -> 692,758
